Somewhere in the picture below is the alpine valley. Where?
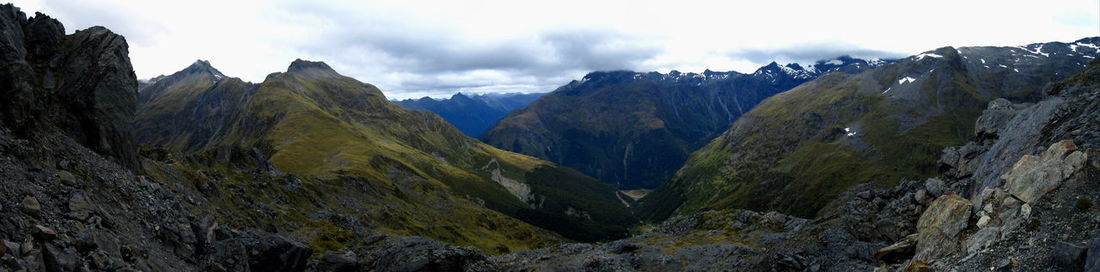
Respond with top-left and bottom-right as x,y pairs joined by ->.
481,57 -> 893,189
1,2 -> 1099,272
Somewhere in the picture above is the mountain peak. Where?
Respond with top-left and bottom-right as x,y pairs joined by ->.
753,61 -> 784,74
287,59 -> 339,77
182,59 -> 225,78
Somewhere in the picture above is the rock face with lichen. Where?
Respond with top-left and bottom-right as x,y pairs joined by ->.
912,194 -> 972,262
1002,140 -> 1088,203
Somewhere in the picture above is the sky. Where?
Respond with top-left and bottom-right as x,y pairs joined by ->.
9,0 -> 1100,99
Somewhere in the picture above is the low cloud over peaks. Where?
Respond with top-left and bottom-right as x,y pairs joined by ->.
14,0 -> 1097,99
727,42 -> 908,66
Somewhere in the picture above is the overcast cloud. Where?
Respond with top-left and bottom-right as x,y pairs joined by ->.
9,0 -> 1100,99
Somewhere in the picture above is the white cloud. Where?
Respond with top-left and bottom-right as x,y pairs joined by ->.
8,0 -> 1099,99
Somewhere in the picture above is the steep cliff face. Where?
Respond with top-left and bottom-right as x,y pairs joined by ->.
642,38 -> 1100,220
0,4 -> 313,272
0,5 -> 139,172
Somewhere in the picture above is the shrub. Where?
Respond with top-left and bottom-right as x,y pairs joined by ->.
1076,197 -> 1093,211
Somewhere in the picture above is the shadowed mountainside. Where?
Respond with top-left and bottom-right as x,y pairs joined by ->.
482,57 -> 891,189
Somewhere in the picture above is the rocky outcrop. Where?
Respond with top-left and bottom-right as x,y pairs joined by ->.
238,230 -> 313,272
0,126 -> 312,271
357,235 -> 494,272
1001,140 -> 1087,203
54,26 -> 141,172
890,62 -> 1100,271
908,194 -> 972,266
0,4 -> 140,172
0,4 -> 317,272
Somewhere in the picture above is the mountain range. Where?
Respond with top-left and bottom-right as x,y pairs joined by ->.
395,92 -> 543,137
481,56 -> 893,189
640,37 -> 1100,219
1,3 -> 1099,271
134,58 -> 638,246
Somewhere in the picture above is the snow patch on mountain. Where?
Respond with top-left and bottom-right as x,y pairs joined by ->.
914,53 -> 943,61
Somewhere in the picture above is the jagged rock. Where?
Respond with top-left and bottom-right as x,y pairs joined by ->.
75,229 -> 119,255
972,187 -> 1007,217
963,226 -> 1001,254
34,225 -> 57,240
992,258 -> 1015,271
239,230 -> 312,272
0,238 -> 7,256
203,238 -> 249,272
902,259 -> 931,272
924,178 -> 945,197
1019,203 -> 1031,219
361,235 -> 492,272
20,237 -> 33,255
57,170 -> 76,185
913,194 -> 972,262
55,26 -> 141,172
1087,236 -> 1100,272
939,142 -> 990,180
0,5 -> 27,61
976,215 -> 991,228
42,242 -> 77,272
775,253 -> 808,270
1052,241 -> 1087,271
66,192 -> 96,221
193,215 -> 217,253
874,233 -> 917,263
313,251 -> 361,272
23,12 -> 63,60
86,250 -> 117,270
914,189 -> 930,205
1001,140 -> 1087,203
974,98 -> 1020,144
19,195 -> 40,215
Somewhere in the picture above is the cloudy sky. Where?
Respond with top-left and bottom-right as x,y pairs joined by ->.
10,0 -> 1100,99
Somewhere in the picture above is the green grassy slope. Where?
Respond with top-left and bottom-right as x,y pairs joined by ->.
641,40 -> 1100,220
135,60 -> 637,253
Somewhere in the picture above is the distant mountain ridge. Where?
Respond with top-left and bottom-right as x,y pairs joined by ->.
640,37 -> 1100,220
396,92 -> 543,137
481,56 -> 893,189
